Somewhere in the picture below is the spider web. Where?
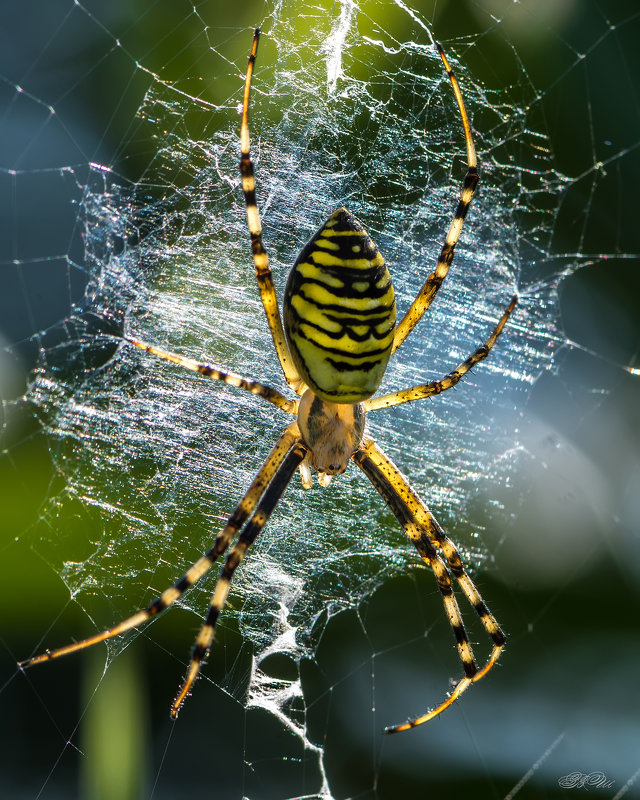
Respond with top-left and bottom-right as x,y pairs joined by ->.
2,1 -> 639,799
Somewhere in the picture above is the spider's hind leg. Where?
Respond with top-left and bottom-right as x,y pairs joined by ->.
353,438 -> 505,733
19,426 -> 303,686
171,437 -> 307,717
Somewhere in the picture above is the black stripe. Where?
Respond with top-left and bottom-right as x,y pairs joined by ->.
325,357 -> 384,373
244,189 -> 258,206
448,560 -> 464,577
296,270 -> 390,295
303,257 -> 386,280
492,629 -> 507,646
191,642 -> 209,663
237,445 -> 306,548
452,622 -> 468,646
147,597 -> 167,615
249,234 -> 265,256
222,547 -> 245,579
438,246 -> 453,268
296,275 -> 391,301
452,171 -> 479,222
296,316 -> 392,343
175,575 -> 194,593
324,311 -> 390,326
205,605 -> 221,626
309,236 -> 380,262
463,658 -> 478,678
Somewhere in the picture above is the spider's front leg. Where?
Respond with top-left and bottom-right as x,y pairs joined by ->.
239,28 -> 304,393
366,295 -> 517,411
392,43 -> 481,353
126,337 -> 297,413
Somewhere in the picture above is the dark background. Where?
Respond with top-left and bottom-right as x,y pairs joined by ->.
1,1 -> 639,799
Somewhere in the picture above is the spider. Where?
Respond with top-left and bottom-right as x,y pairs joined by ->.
20,29 -> 517,733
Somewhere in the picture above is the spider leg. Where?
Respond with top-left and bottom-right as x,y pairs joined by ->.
353,438 -> 504,733
392,44 -> 478,354
365,295 -> 517,412
240,29 -> 303,393
171,438 -> 307,717
126,337 -> 297,414
19,424 -> 302,670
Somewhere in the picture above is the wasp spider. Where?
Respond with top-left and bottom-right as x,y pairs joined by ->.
20,29 -> 517,733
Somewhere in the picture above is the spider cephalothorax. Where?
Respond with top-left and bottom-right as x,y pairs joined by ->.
297,389 -> 365,479
20,28 -> 516,733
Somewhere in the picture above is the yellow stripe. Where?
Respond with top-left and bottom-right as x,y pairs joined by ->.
195,623 -> 215,647
298,324 -> 393,354
212,576 -> 231,609
315,237 -> 340,250
160,586 -> 181,605
311,249 -> 385,269
295,261 -> 345,288
292,284 -> 393,312
319,229 -> 366,237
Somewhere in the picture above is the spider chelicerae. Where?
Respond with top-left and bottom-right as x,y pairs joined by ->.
20,28 -> 517,733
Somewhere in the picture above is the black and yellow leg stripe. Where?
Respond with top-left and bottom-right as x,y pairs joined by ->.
171,439 -> 307,717
353,438 -> 504,732
284,209 -> 396,402
126,337 -> 297,414
412,511 -> 506,652
356,438 -> 505,648
366,295 -> 517,411
392,44 -> 479,354
19,426 -> 302,672
240,28 -> 302,391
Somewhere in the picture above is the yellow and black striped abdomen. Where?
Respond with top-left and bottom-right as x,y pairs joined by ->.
283,209 -> 396,403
